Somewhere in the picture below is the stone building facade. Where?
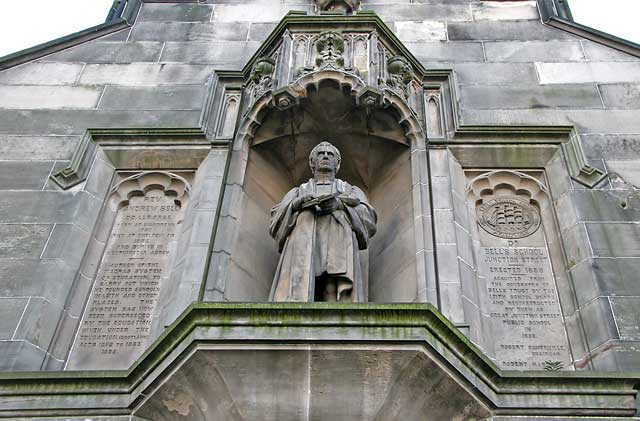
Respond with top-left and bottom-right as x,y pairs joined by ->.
0,0 -> 640,419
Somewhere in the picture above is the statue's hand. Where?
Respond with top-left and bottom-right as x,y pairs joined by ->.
340,196 -> 360,207
293,194 -> 316,211
317,197 -> 342,214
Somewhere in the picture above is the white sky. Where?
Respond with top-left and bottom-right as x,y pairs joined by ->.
569,0 -> 640,44
0,0 -> 114,57
0,0 -> 638,58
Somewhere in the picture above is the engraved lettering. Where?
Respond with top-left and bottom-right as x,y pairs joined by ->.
73,189 -> 180,363
480,244 -> 572,370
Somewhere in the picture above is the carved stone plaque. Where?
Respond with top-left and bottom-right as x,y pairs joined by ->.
479,244 -> 572,370
67,188 -> 182,370
474,188 -> 572,371
478,197 -> 540,239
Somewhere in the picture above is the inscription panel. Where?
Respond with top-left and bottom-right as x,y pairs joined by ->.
479,243 -> 572,370
475,194 -> 572,371
68,189 -> 181,370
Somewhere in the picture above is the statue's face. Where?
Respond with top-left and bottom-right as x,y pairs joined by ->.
313,145 -> 339,174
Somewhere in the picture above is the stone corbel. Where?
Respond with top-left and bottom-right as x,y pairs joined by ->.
563,129 -> 607,187
50,130 -> 98,189
250,57 -> 276,100
384,55 -> 414,99
355,86 -> 384,108
272,86 -> 302,110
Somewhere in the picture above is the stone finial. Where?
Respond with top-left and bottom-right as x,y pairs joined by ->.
385,56 -> 414,98
315,0 -> 360,14
315,31 -> 345,68
250,57 -> 276,98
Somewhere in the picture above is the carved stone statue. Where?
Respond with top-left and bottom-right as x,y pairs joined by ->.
269,142 -> 377,302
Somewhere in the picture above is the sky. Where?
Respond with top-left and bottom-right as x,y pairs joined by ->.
0,0 -> 638,58
0,0 -> 114,57
569,0 -> 640,44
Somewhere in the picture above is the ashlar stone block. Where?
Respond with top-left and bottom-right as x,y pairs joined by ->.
0,109 -> 202,135
138,3 -> 214,22
581,134 -> 640,160
610,297 -> 640,341
586,223 -> 640,257
99,86 -> 206,111
0,224 -> 51,258
581,40 -> 639,61
448,20 -> 573,41
248,23 -> 279,42
0,135 -> 79,161
366,4 -> 472,22
471,1 -> 539,21
599,83 -> 640,108
0,86 -> 103,109
394,21 -> 447,42
453,63 -> 538,84
536,62 -> 640,84
0,161 -> 54,190
458,84 -> 603,109
13,297 -> 63,350
212,4 -> 312,22
0,63 -> 84,85
43,41 -> 164,64
484,40 -> 585,62
0,259 -> 76,307
406,41 -> 485,62
460,109 -> 640,134
79,63 -> 215,86
160,41 -> 260,65
130,22 -> 249,42
0,341 -> 46,371
580,296 -> 619,351
0,298 -> 28,339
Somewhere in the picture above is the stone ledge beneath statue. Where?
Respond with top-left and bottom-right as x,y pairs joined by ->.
0,303 -> 637,419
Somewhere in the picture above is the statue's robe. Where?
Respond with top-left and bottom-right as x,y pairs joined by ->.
269,178 -> 377,302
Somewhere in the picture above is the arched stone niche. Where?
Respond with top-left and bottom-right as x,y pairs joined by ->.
66,171 -> 191,370
206,72 -> 434,303
464,170 -> 574,371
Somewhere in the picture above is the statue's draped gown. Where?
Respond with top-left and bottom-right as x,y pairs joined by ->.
269,178 -> 377,302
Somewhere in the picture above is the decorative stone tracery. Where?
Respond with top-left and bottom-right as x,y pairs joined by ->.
237,68 -> 424,147
315,31 -> 345,68
242,25 -> 421,119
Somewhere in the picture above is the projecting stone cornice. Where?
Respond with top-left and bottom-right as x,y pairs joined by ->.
0,303 -> 637,418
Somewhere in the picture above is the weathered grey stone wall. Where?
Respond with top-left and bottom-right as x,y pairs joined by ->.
0,0 -> 639,372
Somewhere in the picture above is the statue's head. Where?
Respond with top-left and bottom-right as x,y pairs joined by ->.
309,141 -> 341,176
